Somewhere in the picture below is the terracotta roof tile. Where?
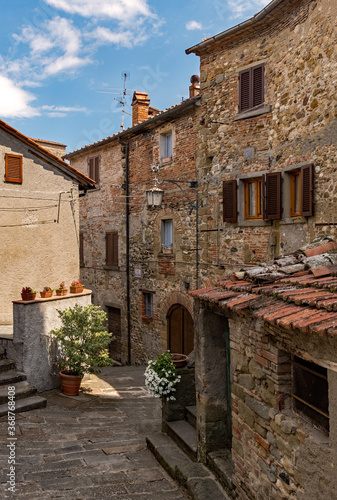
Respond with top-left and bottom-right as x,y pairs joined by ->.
253,301 -> 288,320
292,291 -> 333,306
291,311 -> 335,333
226,294 -> 259,311
309,266 -> 332,278
189,286 -> 218,298
262,304 -> 302,324
304,241 -> 337,257
276,309 -> 318,330
205,290 -> 239,303
310,318 -> 337,336
316,298 -> 337,311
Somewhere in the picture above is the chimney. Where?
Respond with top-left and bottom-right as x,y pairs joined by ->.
132,91 -> 150,126
189,75 -> 200,98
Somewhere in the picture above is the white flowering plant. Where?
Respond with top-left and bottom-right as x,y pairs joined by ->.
144,351 -> 181,401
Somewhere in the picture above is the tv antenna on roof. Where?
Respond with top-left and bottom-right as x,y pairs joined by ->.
95,72 -> 132,130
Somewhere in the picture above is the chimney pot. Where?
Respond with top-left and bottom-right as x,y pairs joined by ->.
189,74 -> 200,98
132,91 -> 151,126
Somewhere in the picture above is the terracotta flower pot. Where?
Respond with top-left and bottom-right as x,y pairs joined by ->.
59,371 -> 82,396
21,293 -> 36,301
70,286 -> 84,294
56,289 -> 67,296
40,291 -> 53,298
171,353 -> 188,368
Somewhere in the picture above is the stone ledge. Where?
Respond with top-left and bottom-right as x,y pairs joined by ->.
13,289 -> 92,304
146,432 -> 231,500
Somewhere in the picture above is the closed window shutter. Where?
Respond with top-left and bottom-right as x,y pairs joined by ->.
264,172 -> 282,220
106,232 -> 118,266
239,69 -> 250,113
301,164 -> 314,216
94,156 -> 99,183
89,158 -> 94,180
79,233 -> 84,265
252,64 -> 264,108
223,180 -> 237,222
5,154 -> 22,183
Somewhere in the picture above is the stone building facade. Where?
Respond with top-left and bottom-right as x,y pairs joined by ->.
65,82 -> 200,364
186,0 -> 337,276
0,119 -> 94,329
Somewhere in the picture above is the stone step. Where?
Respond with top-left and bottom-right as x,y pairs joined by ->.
0,359 -> 15,373
0,370 -> 27,386
147,432 -> 231,500
186,405 -> 197,429
0,381 -> 37,404
166,419 -> 197,461
207,450 -> 236,498
0,395 -> 47,417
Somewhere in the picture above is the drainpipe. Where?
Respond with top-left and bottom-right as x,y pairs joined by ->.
119,138 -> 131,365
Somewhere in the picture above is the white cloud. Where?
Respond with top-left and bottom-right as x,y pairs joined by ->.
186,20 -> 202,31
41,105 -> 88,113
90,26 -> 148,48
0,76 -> 39,118
226,0 -> 270,18
43,0 -> 155,23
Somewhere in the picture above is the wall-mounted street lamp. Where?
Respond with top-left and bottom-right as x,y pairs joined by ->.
146,165 -> 198,212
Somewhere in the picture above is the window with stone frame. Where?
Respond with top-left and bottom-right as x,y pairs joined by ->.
239,64 -> 265,113
244,178 -> 263,220
161,219 -> 173,250
141,291 -> 154,322
160,131 -> 173,162
291,356 -> 329,434
89,156 -> 100,184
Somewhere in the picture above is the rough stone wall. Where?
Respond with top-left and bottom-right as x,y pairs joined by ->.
195,0 -> 337,278
0,129 -> 80,326
128,107 -> 198,363
69,143 -> 129,362
229,312 -> 337,500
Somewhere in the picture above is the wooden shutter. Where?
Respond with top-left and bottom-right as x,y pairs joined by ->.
89,158 -> 94,180
94,156 -> 99,183
5,154 -> 22,183
223,180 -> 237,222
301,164 -> 314,217
252,64 -> 264,108
239,69 -> 250,113
106,232 -> 118,266
263,172 -> 282,220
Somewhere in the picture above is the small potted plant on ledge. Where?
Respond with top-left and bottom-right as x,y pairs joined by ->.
56,281 -> 67,296
144,351 -> 181,401
21,286 -> 37,301
40,286 -> 53,298
70,279 -> 84,294
50,304 -> 114,396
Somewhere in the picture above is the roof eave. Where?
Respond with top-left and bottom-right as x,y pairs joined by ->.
185,0 -> 286,55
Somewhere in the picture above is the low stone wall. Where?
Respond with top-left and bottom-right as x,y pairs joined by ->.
7,290 -> 92,392
162,363 -> 195,430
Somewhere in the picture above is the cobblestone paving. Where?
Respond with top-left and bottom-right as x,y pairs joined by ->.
0,366 -> 190,500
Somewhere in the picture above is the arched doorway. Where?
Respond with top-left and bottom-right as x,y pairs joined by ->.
167,304 -> 194,355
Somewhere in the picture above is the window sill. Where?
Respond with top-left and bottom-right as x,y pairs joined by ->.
234,105 -> 271,121
281,217 -> 307,225
142,315 -> 153,324
160,158 -> 173,166
104,265 -> 120,271
158,252 -> 175,258
86,185 -> 101,192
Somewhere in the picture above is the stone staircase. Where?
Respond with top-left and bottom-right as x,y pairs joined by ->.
148,402 -> 235,500
0,350 -> 47,417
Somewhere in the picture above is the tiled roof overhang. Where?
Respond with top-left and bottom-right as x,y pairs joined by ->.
190,241 -> 337,338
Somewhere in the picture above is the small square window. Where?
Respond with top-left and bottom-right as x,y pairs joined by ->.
160,132 -> 172,162
292,356 -> 329,434
161,219 -> 173,249
244,178 -> 263,220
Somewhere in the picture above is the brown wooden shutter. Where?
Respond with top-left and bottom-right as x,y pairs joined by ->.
89,158 -> 94,180
106,232 -> 118,266
223,180 -> 237,222
5,154 -> 22,183
239,69 -> 250,113
94,156 -> 99,183
252,64 -> 264,108
264,172 -> 282,220
301,164 -> 314,217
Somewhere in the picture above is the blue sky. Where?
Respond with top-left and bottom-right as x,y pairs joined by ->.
0,0 -> 269,153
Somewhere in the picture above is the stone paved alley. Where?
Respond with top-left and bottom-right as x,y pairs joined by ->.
0,366 -> 190,500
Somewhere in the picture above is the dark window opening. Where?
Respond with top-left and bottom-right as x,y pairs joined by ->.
292,356 -> 329,434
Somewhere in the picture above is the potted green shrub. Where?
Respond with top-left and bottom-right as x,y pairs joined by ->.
56,281 -> 67,296
21,286 -> 37,301
50,304 -> 114,395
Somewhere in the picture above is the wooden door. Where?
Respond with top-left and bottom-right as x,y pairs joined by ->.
167,304 -> 194,355
107,307 -> 121,362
